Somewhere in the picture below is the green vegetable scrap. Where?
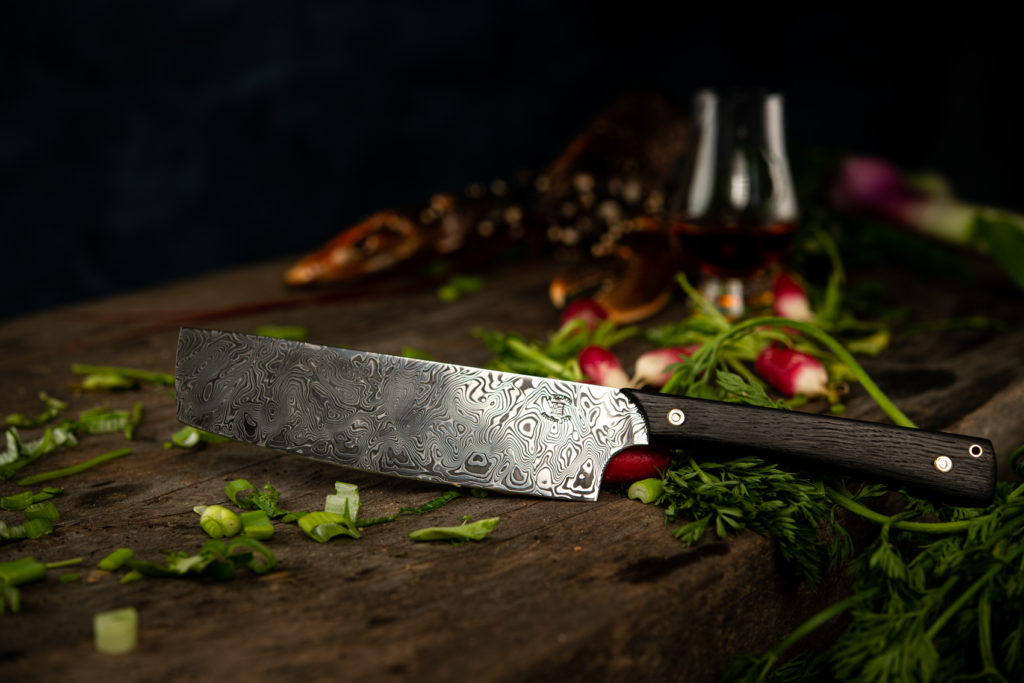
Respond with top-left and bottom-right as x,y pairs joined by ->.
17,447 -> 132,486
94,606 -> 138,654
238,510 -> 274,540
97,548 -> 135,572
400,347 -> 435,361
224,479 -> 291,518
0,556 -> 81,614
0,424 -> 78,480
23,501 -> 59,522
409,516 -> 499,543
116,537 -> 276,581
356,490 -> 462,528
77,404 -> 144,439
168,425 -> 231,449
255,325 -> 308,341
626,478 -> 663,504
0,488 -> 62,511
437,274 -> 485,302
4,392 -> 67,428
324,482 -> 360,521
0,517 -> 54,543
71,363 -> 174,388
194,505 -> 241,539
298,510 -> 360,542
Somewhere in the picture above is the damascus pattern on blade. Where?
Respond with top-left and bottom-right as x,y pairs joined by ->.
175,328 -> 649,501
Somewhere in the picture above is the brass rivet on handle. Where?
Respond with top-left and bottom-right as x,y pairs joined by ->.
968,444 -> 983,458
667,409 -> 685,425
934,455 -> 953,473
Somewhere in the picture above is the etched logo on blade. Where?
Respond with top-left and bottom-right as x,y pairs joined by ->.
540,393 -> 572,423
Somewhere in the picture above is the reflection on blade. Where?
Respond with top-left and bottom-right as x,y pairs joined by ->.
175,328 -> 648,501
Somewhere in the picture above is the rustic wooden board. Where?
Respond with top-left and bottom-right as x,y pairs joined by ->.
1,253 -> 1022,682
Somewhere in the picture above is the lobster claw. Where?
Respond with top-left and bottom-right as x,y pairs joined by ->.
284,195 -> 465,287
549,217 -> 682,324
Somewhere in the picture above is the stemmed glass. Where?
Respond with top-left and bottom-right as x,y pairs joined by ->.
668,89 -> 798,316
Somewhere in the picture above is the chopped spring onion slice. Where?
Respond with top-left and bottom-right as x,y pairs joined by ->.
73,363 -> 173,387
24,500 -> 60,521
5,392 -> 67,428
0,491 -> 34,511
120,569 -> 143,584
98,548 -> 135,571
77,406 -> 137,436
239,510 -> 274,540
409,517 -> 499,542
0,557 -> 47,585
80,373 -> 138,391
1,487 -> 64,511
324,482 -> 360,521
94,606 -> 138,654
60,572 -> 80,583
0,517 -> 54,541
170,426 -> 231,449
17,447 -> 132,486
120,537 -> 276,580
298,511 -> 360,543
627,478 -> 665,504
195,505 -> 241,538
224,479 -> 255,507
125,402 -> 143,440
1,425 -> 78,480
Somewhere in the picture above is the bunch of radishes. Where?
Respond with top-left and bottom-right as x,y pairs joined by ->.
578,273 -> 832,486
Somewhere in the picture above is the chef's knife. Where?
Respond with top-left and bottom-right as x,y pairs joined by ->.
175,328 -> 997,506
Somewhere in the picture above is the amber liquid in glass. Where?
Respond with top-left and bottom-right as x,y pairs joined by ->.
672,219 -> 796,278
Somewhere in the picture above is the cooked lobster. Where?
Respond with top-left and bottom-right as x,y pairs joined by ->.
284,92 -> 690,323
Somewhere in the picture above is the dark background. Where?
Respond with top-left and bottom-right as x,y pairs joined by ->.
2,3 -> 1020,320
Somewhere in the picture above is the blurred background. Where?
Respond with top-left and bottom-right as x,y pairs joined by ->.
2,2 -> 1021,320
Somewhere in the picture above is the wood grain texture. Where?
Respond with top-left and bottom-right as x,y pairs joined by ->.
622,391 -> 997,506
1,254 -> 1022,682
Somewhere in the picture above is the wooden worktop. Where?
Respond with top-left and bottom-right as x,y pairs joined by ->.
2,252 -> 1022,682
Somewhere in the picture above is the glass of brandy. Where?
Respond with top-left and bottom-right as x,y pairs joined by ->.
668,89 -> 798,316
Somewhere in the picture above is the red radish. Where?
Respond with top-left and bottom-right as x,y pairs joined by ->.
773,272 -> 813,322
754,346 -> 828,397
579,346 -> 630,388
603,446 -> 672,485
560,298 -> 609,331
631,345 -> 701,388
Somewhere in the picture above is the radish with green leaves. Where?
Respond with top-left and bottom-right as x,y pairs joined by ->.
560,298 -> 609,331
754,346 -> 828,397
831,156 -> 1024,291
772,272 -> 813,322
631,345 -> 701,388
579,346 -> 630,388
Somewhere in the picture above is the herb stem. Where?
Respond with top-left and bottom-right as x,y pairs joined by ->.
72,363 -> 173,386
17,448 -> 132,486
505,337 -> 575,379
926,558 -> 1008,640
754,591 -> 868,682
44,558 -> 82,569
699,317 -> 917,427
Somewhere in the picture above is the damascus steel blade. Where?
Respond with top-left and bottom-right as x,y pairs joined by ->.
175,328 -> 649,501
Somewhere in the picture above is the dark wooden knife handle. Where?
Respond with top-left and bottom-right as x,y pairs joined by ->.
621,390 -> 997,507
